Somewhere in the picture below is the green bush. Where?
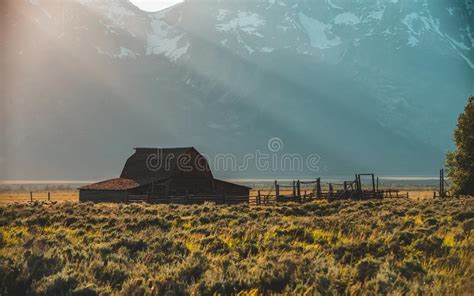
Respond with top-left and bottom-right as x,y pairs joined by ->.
446,96 -> 474,195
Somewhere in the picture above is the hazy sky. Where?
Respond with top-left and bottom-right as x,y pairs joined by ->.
2,0 -> 471,181
129,0 -> 183,12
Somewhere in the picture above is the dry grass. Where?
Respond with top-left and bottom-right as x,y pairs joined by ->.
0,197 -> 473,295
405,190 -> 438,199
0,191 -> 78,204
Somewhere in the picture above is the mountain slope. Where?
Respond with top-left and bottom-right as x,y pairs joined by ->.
2,0 -> 473,180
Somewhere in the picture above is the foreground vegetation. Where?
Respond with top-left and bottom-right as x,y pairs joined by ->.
0,198 -> 473,295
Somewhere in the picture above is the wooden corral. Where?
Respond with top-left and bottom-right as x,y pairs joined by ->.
433,169 -> 450,198
251,174 -> 410,206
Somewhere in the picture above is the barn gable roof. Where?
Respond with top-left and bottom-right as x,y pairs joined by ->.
120,147 -> 213,184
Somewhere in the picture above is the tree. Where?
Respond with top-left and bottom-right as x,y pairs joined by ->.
446,96 -> 474,195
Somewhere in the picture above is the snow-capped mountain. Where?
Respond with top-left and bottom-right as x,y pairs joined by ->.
2,0 -> 473,179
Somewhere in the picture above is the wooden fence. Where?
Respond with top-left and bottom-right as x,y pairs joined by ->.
20,173 -> 411,205
124,179 -> 411,206
26,192 -> 53,202
18,190 -> 409,206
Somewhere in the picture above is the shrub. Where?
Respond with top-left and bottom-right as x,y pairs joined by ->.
25,252 -> 63,282
463,218 -> 474,232
91,261 -> 128,288
454,211 -> 474,222
72,284 -> 99,296
412,236 -> 444,256
258,257 -> 297,292
120,278 -> 150,296
110,238 -> 147,257
396,231 -> 416,246
355,258 -> 380,282
33,272 -> 78,296
199,236 -> 229,254
0,258 -> 29,295
399,259 -> 425,279
0,197 -> 472,294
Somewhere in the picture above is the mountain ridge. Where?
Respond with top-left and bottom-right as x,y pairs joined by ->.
2,0 -> 473,179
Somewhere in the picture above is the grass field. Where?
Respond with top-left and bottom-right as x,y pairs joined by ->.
0,197 -> 473,295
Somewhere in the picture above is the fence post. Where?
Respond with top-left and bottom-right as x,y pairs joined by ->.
297,180 -> 301,197
355,174 -> 360,193
275,180 -> 279,199
440,169 -> 446,198
371,174 -> 376,198
48,192 -> 51,201
30,192 -> 33,202
257,190 -> 261,206
316,178 -> 321,199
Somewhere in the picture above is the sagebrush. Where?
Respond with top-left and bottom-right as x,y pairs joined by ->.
0,198 -> 473,295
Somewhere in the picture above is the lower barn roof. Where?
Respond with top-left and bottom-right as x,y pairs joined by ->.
79,177 -> 251,191
79,178 -> 141,191
213,179 -> 252,189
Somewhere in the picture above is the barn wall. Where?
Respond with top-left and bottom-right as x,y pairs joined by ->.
129,184 -> 154,195
79,190 -> 128,202
127,178 -> 248,197
168,177 -> 214,195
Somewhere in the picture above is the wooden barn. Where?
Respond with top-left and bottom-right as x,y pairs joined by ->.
79,147 -> 250,203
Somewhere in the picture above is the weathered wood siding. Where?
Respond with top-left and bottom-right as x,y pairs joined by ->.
79,190 -> 128,202
213,180 -> 250,197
